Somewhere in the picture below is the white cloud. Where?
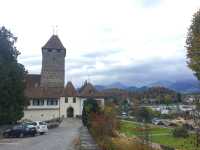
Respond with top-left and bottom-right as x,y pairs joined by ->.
0,0 -> 200,86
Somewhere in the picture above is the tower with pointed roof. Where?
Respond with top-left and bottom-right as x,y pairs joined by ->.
40,35 -> 66,88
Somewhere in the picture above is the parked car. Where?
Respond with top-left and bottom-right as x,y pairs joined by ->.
26,121 -> 48,135
121,112 -> 128,117
3,124 -> 37,138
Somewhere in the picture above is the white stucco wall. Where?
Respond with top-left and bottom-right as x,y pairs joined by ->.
60,97 -> 82,118
23,97 -> 105,120
23,109 -> 59,121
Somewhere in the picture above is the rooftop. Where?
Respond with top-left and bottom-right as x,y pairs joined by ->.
42,35 -> 66,50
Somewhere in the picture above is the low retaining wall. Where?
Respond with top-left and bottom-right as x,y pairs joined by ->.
79,126 -> 100,150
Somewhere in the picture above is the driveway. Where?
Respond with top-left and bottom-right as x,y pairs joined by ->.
0,118 -> 82,150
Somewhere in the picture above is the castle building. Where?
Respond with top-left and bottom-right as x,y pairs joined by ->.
24,35 -> 104,121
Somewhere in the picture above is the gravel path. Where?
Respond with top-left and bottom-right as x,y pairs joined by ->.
0,118 -> 82,150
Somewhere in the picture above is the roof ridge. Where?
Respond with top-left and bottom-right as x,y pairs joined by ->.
42,35 -> 66,50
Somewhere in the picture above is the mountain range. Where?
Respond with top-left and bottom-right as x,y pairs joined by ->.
95,79 -> 200,93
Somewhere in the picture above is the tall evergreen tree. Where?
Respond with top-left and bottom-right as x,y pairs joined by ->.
0,26 -> 27,124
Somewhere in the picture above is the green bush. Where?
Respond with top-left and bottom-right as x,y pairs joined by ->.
172,126 -> 189,138
136,107 -> 153,123
82,98 -> 100,127
161,145 -> 175,150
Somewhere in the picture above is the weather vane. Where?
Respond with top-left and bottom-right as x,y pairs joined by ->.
52,25 -> 58,35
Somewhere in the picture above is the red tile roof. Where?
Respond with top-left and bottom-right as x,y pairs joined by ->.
25,78 -> 104,99
25,87 -> 63,98
63,81 -> 78,97
25,74 -> 41,88
42,35 -> 66,50
79,81 -> 104,98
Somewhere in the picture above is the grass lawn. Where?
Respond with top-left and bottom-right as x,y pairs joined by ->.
120,120 -> 198,150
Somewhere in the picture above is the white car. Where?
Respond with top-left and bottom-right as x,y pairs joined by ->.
28,121 -> 48,135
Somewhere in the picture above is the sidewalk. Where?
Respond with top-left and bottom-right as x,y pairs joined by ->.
79,126 -> 100,150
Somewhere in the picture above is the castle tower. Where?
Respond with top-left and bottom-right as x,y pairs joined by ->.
40,35 -> 66,88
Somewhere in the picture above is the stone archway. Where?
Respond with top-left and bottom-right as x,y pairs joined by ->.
67,107 -> 74,118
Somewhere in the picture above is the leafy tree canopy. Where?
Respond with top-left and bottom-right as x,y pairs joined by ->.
186,9 -> 200,80
82,98 -> 100,127
0,26 -> 27,124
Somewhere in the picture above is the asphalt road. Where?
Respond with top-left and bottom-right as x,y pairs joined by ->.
0,119 -> 82,150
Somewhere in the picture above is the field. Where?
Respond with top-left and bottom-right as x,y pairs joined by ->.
120,120 -> 198,150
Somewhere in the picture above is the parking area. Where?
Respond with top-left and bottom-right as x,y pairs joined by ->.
0,118 -> 82,150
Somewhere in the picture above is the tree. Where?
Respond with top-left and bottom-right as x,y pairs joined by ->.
177,93 -> 182,103
132,98 -> 140,116
163,94 -> 172,105
173,126 -> 189,138
82,98 -> 100,127
136,107 -> 153,123
186,10 -> 200,148
136,107 -> 153,146
0,26 -> 27,124
186,9 -> 200,80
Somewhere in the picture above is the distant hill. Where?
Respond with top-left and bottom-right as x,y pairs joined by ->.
107,82 -> 127,89
148,80 -> 173,88
126,86 -> 149,92
149,79 -> 200,93
95,85 -> 106,91
95,79 -> 200,93
95,82 -> 127,91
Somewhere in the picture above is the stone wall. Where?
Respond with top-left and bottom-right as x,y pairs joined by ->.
40,48 -> 65,88
79,126 -> 100,150
23,109 -> 60,121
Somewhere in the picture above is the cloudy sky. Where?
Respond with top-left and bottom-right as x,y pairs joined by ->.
1,0 -> 200,87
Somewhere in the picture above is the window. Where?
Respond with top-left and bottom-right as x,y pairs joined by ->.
13,125 -> 23,130
30,122 -> 37,126
32,99 -> 44,106
47,99 -> 58,105
57,49 -> 61,52
73,97 -> 76,103
48,49 -> 52,52
65,98 -> 68,103
39,122 -> 46,125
